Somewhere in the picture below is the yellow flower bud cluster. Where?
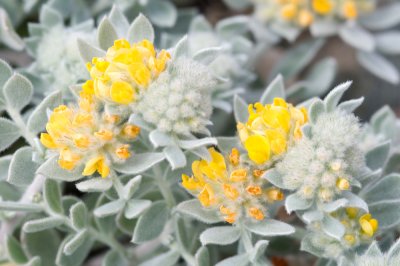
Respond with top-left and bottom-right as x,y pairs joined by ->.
181,148 -> 284,224
237,98 -> 308,165
84,39 -> 170,105
40,92 -> 140,178
306,208 -> 379,259
253,0 -> 375,28
336,208 -> 379,247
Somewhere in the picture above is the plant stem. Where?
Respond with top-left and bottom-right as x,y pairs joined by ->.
112,173 -> 125,199
7,107 -> 37,149
88,228 -> 127,257
153,165 -> 176,207
240,225 -> 254,253
173,215 -> 197,266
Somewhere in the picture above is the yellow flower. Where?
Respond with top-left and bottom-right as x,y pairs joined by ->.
82,155 -> 110,178
220,205 -> 236,224
334,208 -> 379,246
281,4 -> 297,21
84,38 -> 170,105
244,135 -> 271,165
40,98 -> 140,178
238,98 -> 308,165
198,184 -> 215,207
110,81 -> 135,104
312,0 -> 334,15
248,207 -> 265,220
359,214 -> 379,237
181,148 -> 284,224
343,0 -> 358,19
298,9 -> 314,27
336,178 -> 350,190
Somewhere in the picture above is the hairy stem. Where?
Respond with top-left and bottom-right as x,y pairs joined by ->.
153,165 -> 176,207
7,108 -> 37,149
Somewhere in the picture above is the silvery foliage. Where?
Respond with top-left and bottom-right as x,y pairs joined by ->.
224,0 -> 400,85
45,0 -> 178,28
0,0 -> 38,50
185,15 -> 256,112
338,239 -> 400,266
0,2 -> 399,266
248,80 -> 400,263
76,7 -> 228,170
23,5 -> 95,98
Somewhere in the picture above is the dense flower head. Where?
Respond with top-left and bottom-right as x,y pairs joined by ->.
308,208 -> 378,258
136,58 -> 215,135
277,110 -> 365,203
253,0 -> 375,27
237,98 -> 308,165
338,208 -> 379,246
40,92 -> 140,178
181,148 -> 284,224
35,25 -> 93,93
84,38 -> 170,105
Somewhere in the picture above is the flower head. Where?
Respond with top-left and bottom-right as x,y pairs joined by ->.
85,38 -> 170,105
136,58 -> 216,135
237,98 -> 308,165
40,92 -> 140,178
277,110 -> 365,204
34,25 -> 94,94
252,0 -> 375,28
182,148 -> 284,224
338,208 -> 378,246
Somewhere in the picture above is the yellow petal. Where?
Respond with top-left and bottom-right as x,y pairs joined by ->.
40,133 -> 58,149
98,158 -> 110,178
244,135 -> 271,165
110,81 -> 135,105
198,184 -> 214,207
312,0 -> 334,15
82,156 -> 101,176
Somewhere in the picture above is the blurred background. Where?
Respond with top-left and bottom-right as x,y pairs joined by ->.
1,0 -> 398,123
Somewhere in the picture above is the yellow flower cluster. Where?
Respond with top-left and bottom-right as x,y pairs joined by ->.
254,0 -> 375,27
336,207 -> 378,246
182,148 -> 284,223
84,39 -> 170,105
40,91 -> 140,178
237,98 -> 307,165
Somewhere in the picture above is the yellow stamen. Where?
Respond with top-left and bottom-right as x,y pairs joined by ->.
115,145 -> 131,159
336,178 -> 350,190
229,148 -> 240,166
230,169 -> 247,182
94,130 -> 113,141
246,185 -> 262,196
123,125 -> 141,138
249,207 -> 264,220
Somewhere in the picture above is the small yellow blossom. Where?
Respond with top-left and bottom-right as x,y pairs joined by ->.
359,213 -> 379,237
253,0 -> 374,28
280,4 -> 297,21
336,178 -> 350,190
181,148 -> 284,224
238,98 -> 308,165
330,208 -> 379,247
312,0 -> 334,15
84,38 -> 170,105
342,0 -> 358,19
40,96 -> 140,178
298,9 -> 314,27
